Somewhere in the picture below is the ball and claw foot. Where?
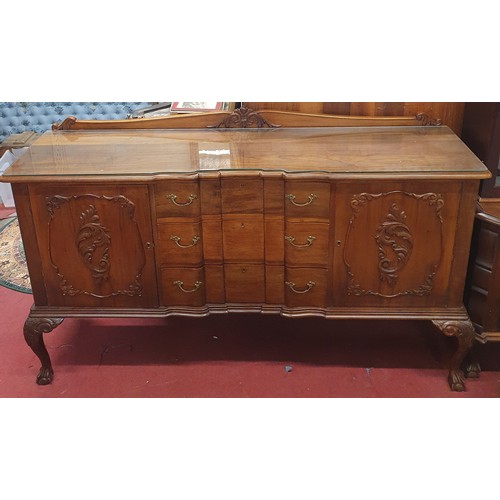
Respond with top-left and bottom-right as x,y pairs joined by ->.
432,319 -> 476,392
23,317 -> 63,385
36,367 -> 54,386
448,370 -> 466,392
464,361 -> 481,379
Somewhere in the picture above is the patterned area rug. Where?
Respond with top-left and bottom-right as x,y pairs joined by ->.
0,217 -> 31,293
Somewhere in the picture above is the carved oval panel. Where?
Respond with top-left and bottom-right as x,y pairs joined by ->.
46,194 -> 146,298
343,191 -> 444,298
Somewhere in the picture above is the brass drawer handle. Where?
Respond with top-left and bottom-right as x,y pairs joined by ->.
170,235 -> 201,248
285,235 -> 316,248
173,280 -> 202,293
166,193 -> 198,207
285,193 -> 317,207
285,281 -> 316,294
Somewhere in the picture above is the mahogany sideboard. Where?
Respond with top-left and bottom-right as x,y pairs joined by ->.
0,125 -> 490,390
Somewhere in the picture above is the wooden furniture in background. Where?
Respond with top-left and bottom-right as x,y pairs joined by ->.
1,109 -> 490,391
243,103 -> 465,135
461,102 -> 500,198
465,200 -> 500,344
461,103 -> 500,358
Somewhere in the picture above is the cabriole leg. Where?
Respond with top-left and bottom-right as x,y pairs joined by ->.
432,319 -> 476,392
23,317 -> 64,385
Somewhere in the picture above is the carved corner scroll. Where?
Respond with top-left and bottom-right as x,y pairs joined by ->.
46,194 -> 145,298
416,113 -> 442,126
52,116 -> 77,130
345,191 -> 444,298
209,107 -> 281,129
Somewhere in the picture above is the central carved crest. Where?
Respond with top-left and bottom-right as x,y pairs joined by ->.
76,205 -> 111,283
375,203 -> 413,286
211,107 -> 280,128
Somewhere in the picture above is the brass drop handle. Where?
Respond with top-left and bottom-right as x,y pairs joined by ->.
285,281 -> 316,294
173,280 -> 202,293
285,235 -> 316,248
166,193 -> 198,207
170,235 -> 201,248
285,193 -> 317,207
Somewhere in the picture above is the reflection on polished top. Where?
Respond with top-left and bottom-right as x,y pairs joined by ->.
2,126 -> 490,181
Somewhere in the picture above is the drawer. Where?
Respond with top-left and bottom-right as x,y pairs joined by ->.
476,227 -> 498,271
160,267 -> 205,306
284,267 -> 328,308
157,221 -> 203,266
266,265 -> 285,304
265,217 -> 285,264
222,215 -> 265,262
155,181 -> 200,218
204,264 -> 225,303
470,264 -> 492,292
199,177 -> 222,215
285,181 -> 330,219
467,288 -> 487,329
284,221 -> 329,266
221,178 -> 264,214
201,216 -> 223,263
224,264 -> 265,303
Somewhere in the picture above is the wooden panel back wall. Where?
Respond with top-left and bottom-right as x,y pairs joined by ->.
243,103 -> 465,135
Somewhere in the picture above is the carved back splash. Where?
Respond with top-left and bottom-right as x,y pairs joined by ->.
52,105 -> 442,131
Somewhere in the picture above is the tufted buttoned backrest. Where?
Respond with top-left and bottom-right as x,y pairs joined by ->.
0,102 -> 151,142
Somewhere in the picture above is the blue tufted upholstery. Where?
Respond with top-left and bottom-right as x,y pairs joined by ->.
0,102 -> 151,142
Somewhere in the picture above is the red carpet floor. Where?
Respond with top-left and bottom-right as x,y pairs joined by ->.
1,283 -> 499,397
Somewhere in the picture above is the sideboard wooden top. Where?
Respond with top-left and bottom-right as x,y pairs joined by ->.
2,126 -> 490,182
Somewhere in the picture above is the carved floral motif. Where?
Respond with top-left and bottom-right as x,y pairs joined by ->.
76,205 -> 111,283
375,203 -> 413,286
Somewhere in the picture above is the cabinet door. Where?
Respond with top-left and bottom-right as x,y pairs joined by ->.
30,184 -> 158,308
333,182 -> 462,308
